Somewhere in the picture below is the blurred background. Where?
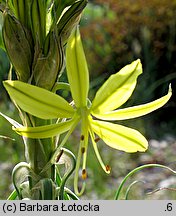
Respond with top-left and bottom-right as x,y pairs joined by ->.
0,0 -> 176,199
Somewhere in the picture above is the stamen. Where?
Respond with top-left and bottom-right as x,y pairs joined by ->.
74,144 -> 86,196
94,137 -> 100,143
81,147 -> 85,154
80,135 -> 84,141
89,129 -> 111,174
105,165 -> 111,172
82,169 -> 87,180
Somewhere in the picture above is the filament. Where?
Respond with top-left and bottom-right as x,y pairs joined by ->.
89,128 -> 111,174
74,144 -> 86,196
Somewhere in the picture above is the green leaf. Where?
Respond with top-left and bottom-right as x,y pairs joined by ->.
52,82 -> 70,93
92,85 -> 172,120
3,80 -> 75,119
7,189 -> 18,200
36,178 -> 56,200
13,119 -> 75,138
90,119 -> 148,153
66,26 -> 89,107
12,162 -> 39,199
91,59 -> 142,113
57,148 -> 76,200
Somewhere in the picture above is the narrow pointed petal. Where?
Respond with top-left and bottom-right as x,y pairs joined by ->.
13,119 -> 75,139
3,80 -> 75,119
90,120 -> 148,153
92,85 -> 172,120
91,59 -> 142,113
66,27 -> 89,107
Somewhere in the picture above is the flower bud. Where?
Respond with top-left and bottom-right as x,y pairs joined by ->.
57,0 -> 87,45
31,0 -> 46,46
3,13 -> 32,82
33,32 -> 64,90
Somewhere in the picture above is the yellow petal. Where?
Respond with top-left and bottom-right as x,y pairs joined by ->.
13,119 -> 75,139
91,59 -> 142,113
3,80 -> 75,119
66,27 -> 89,107
92,85 -> 172,120
90,119 -> 148,153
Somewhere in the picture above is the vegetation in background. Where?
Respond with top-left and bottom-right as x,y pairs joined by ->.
80,0 -> 176,137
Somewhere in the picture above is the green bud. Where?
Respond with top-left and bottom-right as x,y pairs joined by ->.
7,0 -> 19,18
2,13 -> 32,82
63,0 -> 78,7
6,0 -> 33,30
31,0 -> 46,46
12,0 -> 25,24
33,32 -> 64,90
49,0 -> 77,29
57,0 -> 87,44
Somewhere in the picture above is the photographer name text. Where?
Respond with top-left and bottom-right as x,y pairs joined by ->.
2,202 -> 100,213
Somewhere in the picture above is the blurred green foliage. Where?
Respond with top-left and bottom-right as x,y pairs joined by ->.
0,0 -> 176,199
0,103 -> 24,199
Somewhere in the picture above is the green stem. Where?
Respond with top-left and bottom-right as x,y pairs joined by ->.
23,114 -> 56,189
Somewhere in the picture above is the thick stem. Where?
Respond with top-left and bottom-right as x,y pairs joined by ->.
23,113 -> 56,189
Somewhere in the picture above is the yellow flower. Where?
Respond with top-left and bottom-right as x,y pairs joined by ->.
3,27 -> 172,195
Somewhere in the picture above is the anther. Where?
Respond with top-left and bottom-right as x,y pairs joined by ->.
80,135 -> 84,141
81,147 -> 85,154
94,137 -> 100,143
82,169 -> 87,180
105,165 -> 111,172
